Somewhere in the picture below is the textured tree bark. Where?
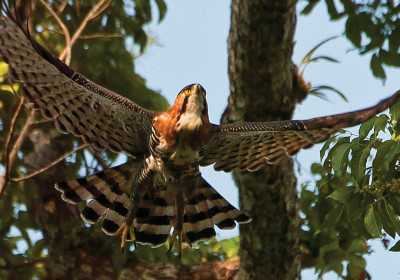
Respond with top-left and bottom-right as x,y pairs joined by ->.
223,1 -> 305,279
119,258 -> 240,280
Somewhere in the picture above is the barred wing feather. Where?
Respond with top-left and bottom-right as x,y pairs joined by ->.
201,91 -> 400,172
0,15 -> 156,157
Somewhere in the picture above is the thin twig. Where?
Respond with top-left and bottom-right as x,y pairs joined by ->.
32,118 -> 54,126
5,97 -> 25,172
0,110 -> 36,198
27,0 -> 37,39
39,0 -> 72,65
59,0 -> 112,61
57,0 -> 68,14
40,25 -> 64,35
79,33 -> 124,39
10,143 -> 89,182
0,96 -> 25,192
88,146 -> 108,170
41,25 -> 123,40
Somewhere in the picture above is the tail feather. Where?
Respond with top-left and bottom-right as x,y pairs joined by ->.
55,161 -> 251,248
184,199 -> 215,244
55,160 -> 137,203
182,178 -> 251,244
102,194 -> 129,235
133,190 -> 173,246
81,189 -> 118,224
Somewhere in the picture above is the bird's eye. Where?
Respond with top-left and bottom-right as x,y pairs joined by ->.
184,89 -> 191,95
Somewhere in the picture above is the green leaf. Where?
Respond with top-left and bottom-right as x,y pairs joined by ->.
300,1 -> 320,15
329,261 -> 344,276
320,239 -> 339,256
347,255 -> 366,278
384,140 -> 400,163
348,239 -> 368,254
377,200 -> 395,238
320,135 -> 337,160
370,53 -> 386,80
27,239 -> 46,258
310,163 -> 323,175
346,16 -> 361,48
372,140 -> 395,174
350,142 -> 371,182
215,237 -> 240,259
309,85 -> 347,102
328,187 -> 354,203
299,36 -> 339,71
359,116 -> 376,140
154,0 -> 167,22
319,205 -> 344,232
382,199 -> 400,233
379,49 -> 400,67
332,142 -> 352,175
309,55 -> 339,64
325,0 -> 342,20
373,114 -> 389,137
389,240 -> 400,251
364,205 -> 382,238
389,100 -> 400,126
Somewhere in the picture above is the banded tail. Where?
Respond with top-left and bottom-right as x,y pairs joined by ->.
55,160 -> 251,247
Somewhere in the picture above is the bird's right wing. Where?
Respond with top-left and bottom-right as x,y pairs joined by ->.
200,91 -> 400,172
0,11 -> 157,157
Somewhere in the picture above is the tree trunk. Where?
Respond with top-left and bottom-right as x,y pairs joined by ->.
223,1 -> 306,279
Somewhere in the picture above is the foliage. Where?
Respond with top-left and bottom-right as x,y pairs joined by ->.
301,0 -> 400,80
300,101 -> 400,278
299,36 -> 348,102
30,0 -> 169,111
130,236 -> 240,266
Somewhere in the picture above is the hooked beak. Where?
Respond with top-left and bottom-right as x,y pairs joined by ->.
193,83 -> 206,96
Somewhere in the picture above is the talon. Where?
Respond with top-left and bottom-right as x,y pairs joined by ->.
114,222 -> 136,250
167,229 -> 189,256
167,230 -> 178,254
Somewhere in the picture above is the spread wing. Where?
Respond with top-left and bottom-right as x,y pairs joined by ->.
0,13 -> 157,157
200,91 -> 400,172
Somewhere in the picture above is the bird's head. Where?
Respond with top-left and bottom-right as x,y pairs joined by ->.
169,83 -> 209,131
172,83 -> 208,117
153,83 -> 211,147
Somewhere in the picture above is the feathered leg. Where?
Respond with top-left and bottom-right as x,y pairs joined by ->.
168,177 -> 199,255
114,164 -> 154,250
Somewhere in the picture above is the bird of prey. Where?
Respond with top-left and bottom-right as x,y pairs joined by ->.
0,6 -> 399,253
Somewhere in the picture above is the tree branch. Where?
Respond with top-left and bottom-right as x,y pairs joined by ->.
120,257 -> 240,280
0,96 -> 24,197
0,109 -> 36,198
58,0 -> 113,61
10,143 -> 89,182
88,146 -> 108,170
39,0 -> 72,64
57,0 -> 68,15
78,33 -> 124,40
41,25 -> 123,40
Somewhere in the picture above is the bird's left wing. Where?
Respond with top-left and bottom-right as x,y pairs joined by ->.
200,91 -> 400,172
0,12 -> 157,157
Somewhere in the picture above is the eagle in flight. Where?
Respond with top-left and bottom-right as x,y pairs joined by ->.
0,6 -> 399,253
